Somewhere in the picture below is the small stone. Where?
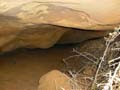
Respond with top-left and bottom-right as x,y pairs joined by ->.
38,70 -> 72,90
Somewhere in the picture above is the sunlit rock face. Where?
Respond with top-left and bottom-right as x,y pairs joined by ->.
38,70 -> 73,90
1,0 -> 120,30
0,0 -> 119,52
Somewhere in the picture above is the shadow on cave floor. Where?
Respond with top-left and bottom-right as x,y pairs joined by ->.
0,44 -> 78,90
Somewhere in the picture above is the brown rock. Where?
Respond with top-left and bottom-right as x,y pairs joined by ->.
0,0 -> 120,30
0,23 -> 108,52
38,70 -> 72,90
1,0 -> 119,52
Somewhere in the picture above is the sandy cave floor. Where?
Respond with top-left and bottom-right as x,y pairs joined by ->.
0,45 -> 76,90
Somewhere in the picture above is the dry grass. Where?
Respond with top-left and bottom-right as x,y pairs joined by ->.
62,26 -> 120,90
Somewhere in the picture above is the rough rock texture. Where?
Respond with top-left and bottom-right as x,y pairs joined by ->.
0,23 -> 108,52
38,70 -> 72,90
0,0 -> 120,30
0,0 -> 119,51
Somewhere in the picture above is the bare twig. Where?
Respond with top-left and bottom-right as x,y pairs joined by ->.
91,40 -> 111,90
92,26 -> 120,90
103,62 -> 120,90
109,56 -> 120,64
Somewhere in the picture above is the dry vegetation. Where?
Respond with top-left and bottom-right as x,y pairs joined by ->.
63,26 -> 120,90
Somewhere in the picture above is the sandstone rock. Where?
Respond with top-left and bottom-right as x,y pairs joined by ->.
0,0 -> 120,30
0,0 -> 119,52
38,70 -> 72,90
0,23 -> 108,52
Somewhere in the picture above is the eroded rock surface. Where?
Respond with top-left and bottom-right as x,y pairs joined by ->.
38,70 -> 72,90
0,23 -> 108,52
0,0 -> 120,30
0,0 -> 119,52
